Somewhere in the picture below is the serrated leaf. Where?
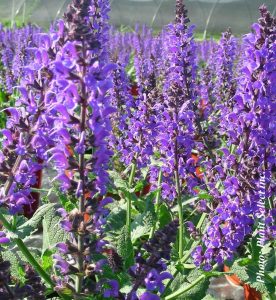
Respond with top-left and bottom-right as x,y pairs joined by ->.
14,204 -> 56,239
230,259 -> 269,294
1,250 -> 25,282
131,210 -> 156,243
108,171 -> 128,190
105,201 -> 127,236
168,269 -> 210,300
42,204 -> 69,252
17,247 -> 41,264
117,226 -> 134,269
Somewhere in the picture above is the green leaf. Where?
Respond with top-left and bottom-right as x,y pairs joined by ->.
56,189 -> 77,212
131,210 -> 156,243
158,203 -> 172,228
109,171 -> 128,191
105,200 -> 127,235
116,225 -> 134,269
230,255 -> 275,294
41,249 -> 54,272
261,243 -> 273,255
168,269 -> 210,300
197,193 -> 213,200
120,284 -> 132,294
42,204 -> 69,252
1,250 -> 25,282
133,180 -> 144,193
10,204 -> 56,240
2,246 -> 41,283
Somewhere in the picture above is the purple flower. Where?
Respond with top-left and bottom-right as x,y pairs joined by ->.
74,131 -> 85,154
53,255 -> 70,274
140,292 -> 160,300
149,0 -> 197,200
145,269 -> 172,293
196,6 -> 276,269
103,280 -> 119,298
0,232 -> 10,244
56,243 -> 69,254
191,246 -> 204,267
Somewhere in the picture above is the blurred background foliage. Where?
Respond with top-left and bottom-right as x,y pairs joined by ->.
0,0 -> 275,35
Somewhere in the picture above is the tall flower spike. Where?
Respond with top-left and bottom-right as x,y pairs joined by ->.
213,28 -> 238,116
154,0 -> 197,202
194,6 -> 276,271
0,28 -> 60,216
116,26 -> 159,170
48,0 -> 117,296
175,0 -> 189,27
0,25 -> 40,94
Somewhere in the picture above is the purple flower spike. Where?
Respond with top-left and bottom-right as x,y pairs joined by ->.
196,6 -> 276,269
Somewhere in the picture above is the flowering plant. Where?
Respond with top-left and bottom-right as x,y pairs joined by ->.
0,1 -> 275,299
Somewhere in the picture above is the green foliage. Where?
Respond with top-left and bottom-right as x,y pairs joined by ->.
0,89 -> 8,128
41,249 -> 55,273
131,209 -> 156,243
9,203 -> 56,240
158,203 -> 172,228
1,250 -> 25,282
109,170 -> 129,191
56,188 -> 77,211
229,245 -> 276,295
167,268 -> 210,300
2,203 -> 67,284
105,200 -> 127,238
117,225 -> 134,269
42,204 -> 69,252
2,245 -> 41,283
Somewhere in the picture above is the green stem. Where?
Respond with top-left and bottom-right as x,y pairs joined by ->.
175,168 -> 183,259
128,162 -> 137,187
162,213 -> 208,295
12,215 -> 17,230
15,239 -> 54,287
196,212 -> 207,229
0,212 -> 13,231
267,293 -> 276,300
126,162 -> 137,233
164,263 -> 218,300
163,274 -> 205,300
149,169 -> 162,238
0,212 -> 55,288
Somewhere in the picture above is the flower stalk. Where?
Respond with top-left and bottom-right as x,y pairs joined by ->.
149,169 -> 162,238
75,43 -> 88,295
126,161 -> 137,233
174,149 -> 183,259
